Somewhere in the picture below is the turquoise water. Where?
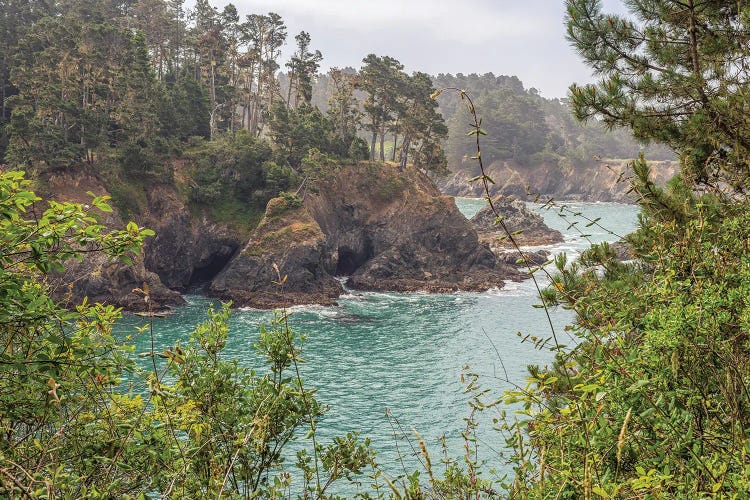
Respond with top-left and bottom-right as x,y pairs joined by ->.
123,199 -> 640,491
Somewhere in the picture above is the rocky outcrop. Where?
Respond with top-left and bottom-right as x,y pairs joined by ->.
45,162 -> 572,311
209,163 -> 524,307
139,183 -> 240,291
470,195 -> 563,250
208,197 -> 343,308
307,164 -> 522,293
40,166 -> 245,311
611,240 -> 635,261
42,169 -> 184,312
496,249 -> 550,268
439,159 -> 678,202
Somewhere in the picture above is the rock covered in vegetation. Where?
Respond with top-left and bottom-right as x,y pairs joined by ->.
208,195 -> 343,308
470,194 -> 563,250
42,163 -> 533,311
211,163 -> 523,307
40,166 -> 247,311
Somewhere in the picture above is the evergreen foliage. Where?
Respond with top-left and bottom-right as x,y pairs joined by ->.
356,55 -> 449,172
567,0 -> 750,190
495,1 -> 750,497
502,164 -> 750,498
432,72 -> 674,170
182,131 -> 276,222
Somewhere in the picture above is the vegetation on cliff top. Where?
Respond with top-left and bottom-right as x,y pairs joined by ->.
0,0 -> 448,209
3,0 -> 750,497
1,0 -> 669,219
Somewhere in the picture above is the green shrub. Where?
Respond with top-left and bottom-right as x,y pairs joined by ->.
0,171 -> 376,498
501,161 -> 750,498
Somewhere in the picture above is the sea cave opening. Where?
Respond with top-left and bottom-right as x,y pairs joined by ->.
188,249 -> 235,289
335,240 -> 374,276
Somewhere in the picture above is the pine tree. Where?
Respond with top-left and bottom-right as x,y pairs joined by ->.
397,72 -> 448,173
358,54 -> 403,161
567,0 -> 750,190
326,67 -> 361,155
286,31 -> 322,109
239,12 -> 286,136
7,6 -> 160,168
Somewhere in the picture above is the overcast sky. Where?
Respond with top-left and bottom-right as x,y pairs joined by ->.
199,0 -> 629,99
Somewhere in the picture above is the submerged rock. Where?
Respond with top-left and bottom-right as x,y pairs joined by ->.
496,249 -> 550,268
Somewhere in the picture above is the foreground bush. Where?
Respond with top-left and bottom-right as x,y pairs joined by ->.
502,162 -> 750,498
0,171 -> 375,498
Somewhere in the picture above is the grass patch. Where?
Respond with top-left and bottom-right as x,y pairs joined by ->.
199,197 -> 264,237
104,175 -> 149,219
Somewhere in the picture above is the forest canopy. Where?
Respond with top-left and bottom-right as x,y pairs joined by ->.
0,0 -> 672,192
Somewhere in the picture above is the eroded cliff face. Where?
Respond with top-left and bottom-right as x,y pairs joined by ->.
41,167 -> 243,311
439,159 -> 678,202
44,163 -> 544,311
208,197 -> 343,308
307,164 -> 522,292
140,184 -> 240,291
42,169 -> 184,312
210,164 -> 523,308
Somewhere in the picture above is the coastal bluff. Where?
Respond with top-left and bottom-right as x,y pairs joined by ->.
40,162 -> 543,311
210,163 -> 523,308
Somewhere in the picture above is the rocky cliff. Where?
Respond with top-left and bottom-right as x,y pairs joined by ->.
139,183 -> 240,291
42,169 -> 185,312
41,167 -> 243,311
43,163 -> 536,311
208,196 -> 343,308
209,163 -> 523,308
308,163 -> 522,293
439,159 -> 678,202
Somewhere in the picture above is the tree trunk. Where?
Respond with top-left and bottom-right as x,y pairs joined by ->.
392,134 -> 398,162
370,130 -> 377,161
251,68 -> 262,136
399,135 -> 411,172
1,53 -> 7,121
379,126 -> 385,162
248,63 -> 255,130
286,70 -> 293,107
209,59 -> 217,140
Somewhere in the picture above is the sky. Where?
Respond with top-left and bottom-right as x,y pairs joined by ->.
199,0 -> 630,99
